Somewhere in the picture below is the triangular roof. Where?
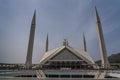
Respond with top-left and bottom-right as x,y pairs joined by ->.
39,45 -> 95,65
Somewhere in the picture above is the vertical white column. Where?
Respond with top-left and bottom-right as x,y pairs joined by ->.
95,7 -> 109,68
25,11 -> 36,69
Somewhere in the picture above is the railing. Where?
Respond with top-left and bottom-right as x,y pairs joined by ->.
0,63 -> 120,70
0,78 -> 119,80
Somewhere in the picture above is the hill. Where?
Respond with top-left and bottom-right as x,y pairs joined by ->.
96,53 -> 120,64
108,53 -> 120,63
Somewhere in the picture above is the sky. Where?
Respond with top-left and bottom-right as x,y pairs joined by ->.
0,0 -> 120,64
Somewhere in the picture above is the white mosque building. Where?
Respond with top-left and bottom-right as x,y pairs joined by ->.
0,8 -> 120,80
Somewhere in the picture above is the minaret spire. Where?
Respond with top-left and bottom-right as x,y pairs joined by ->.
45,34 -> 49,52
95,7 -> 109,68
83,33 -> 87,52
25,11 -> 36,69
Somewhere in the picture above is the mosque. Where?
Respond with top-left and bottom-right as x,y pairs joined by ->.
24,7 -> 119,79
0,8 -> 120,79
26,8 -> 109,70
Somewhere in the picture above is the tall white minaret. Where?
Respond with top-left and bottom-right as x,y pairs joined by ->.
25,11 -> 36,69
45,34 -> 49,52
95,7 -> 110,68
83,33 -> 87,52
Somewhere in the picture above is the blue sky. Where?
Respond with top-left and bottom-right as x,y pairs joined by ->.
0,0 -> 120,63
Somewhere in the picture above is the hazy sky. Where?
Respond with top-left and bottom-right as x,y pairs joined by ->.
0,0 -> 120,63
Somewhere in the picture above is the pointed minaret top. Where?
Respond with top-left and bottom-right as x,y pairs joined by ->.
95,7 -> 101,23
45,34 -> 49,52
32,10 -> 36,25
83,33 -> 87,52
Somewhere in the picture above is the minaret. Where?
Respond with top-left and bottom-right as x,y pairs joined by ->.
95,7 -> 109,68
83,33 -> 87,52
25,11 -> 36,69
45,34 -> 49,52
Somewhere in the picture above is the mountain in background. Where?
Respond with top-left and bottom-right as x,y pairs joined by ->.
96,53 -> 120,64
